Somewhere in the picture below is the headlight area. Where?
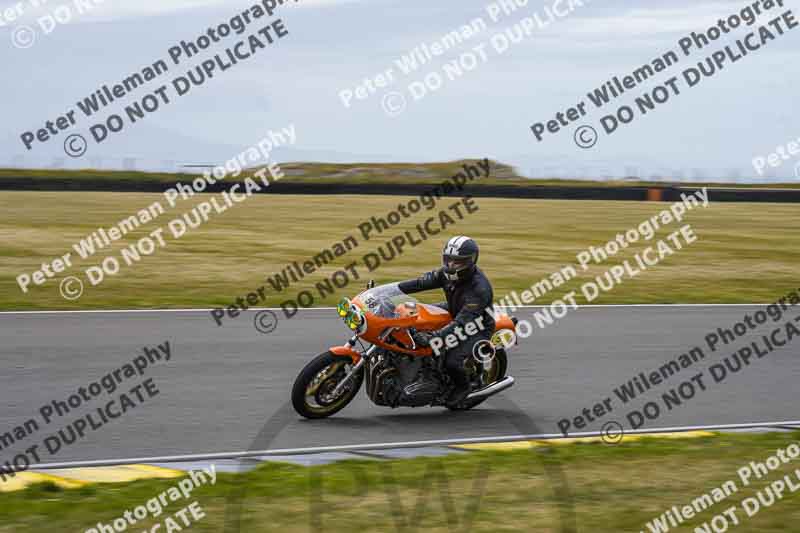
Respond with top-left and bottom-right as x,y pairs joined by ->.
337,298 -> 367,335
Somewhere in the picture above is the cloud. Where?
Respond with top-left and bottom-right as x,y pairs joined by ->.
10,0 -> 362,23
560,2 -> 771,37
113,0 -> 361,17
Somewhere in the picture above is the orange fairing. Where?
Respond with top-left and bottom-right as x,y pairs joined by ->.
361,303 -> 516,358
333,283 -> 519,360
413,304 -> 452,330
349,302 -> 449,357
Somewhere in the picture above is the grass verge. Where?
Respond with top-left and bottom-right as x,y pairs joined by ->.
1,431 -> 799,532
2,192 -> 798,310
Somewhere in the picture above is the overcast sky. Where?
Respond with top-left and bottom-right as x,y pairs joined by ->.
2,0 -> 798,181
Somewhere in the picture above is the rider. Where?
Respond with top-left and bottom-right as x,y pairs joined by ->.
398,236 -> 495,406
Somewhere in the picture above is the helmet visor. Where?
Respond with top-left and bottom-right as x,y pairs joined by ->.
443,255 -> 473,273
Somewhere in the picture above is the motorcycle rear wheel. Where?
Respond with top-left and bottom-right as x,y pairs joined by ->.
292,351 -> 364,419
447,348 -> 508,411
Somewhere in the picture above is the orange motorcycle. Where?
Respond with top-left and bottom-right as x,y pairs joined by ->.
291,281 -> 518,419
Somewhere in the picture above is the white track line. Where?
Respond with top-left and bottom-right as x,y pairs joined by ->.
26,420 -> 800,471
0,304 -> 773,315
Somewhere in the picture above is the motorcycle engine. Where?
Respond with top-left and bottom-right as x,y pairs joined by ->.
399,368 -> 441,407
367,352 -> 443,408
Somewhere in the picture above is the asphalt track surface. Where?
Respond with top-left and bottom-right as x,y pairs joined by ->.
1,305 -> 798,465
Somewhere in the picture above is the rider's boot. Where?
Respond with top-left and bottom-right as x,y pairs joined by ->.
445,376 -> 472,407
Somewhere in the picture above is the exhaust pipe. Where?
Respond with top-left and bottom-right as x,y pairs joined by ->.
466,376 -> 515,401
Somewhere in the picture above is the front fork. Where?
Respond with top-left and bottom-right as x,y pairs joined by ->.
330,339 -> 375,397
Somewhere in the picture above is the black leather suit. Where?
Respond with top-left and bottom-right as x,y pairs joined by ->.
398,267 -> 495,391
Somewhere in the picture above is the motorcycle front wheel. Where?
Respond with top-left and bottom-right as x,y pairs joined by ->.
291,351 -> 364,419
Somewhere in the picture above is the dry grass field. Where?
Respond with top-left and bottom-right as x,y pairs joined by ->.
1,191 -> 797,310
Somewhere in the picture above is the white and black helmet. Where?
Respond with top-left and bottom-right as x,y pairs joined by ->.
442,236 -> 479,282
